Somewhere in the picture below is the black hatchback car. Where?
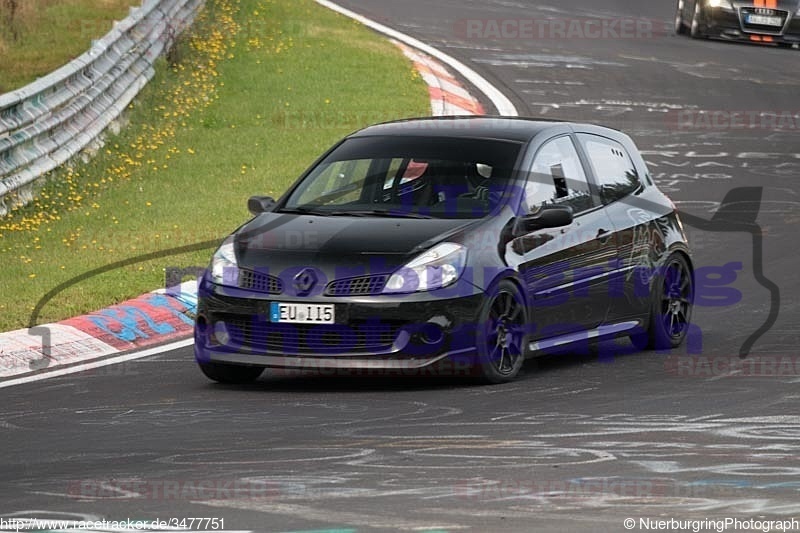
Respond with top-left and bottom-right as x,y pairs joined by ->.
675,0 -> 800,45
194,117 -> 694,384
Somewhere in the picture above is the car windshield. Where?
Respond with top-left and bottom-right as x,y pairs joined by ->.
282,136 -> 523,219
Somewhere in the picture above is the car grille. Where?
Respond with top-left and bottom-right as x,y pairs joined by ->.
739,8 -> 788,33
238,269 -> 283,294
325,275 -> 389,296
213,314 -> 402,354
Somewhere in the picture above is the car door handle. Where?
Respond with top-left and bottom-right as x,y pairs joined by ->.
596,228 -> 612,244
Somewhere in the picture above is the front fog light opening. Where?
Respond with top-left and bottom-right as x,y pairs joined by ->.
212,322 -> 230,346
418,323 -> 445,345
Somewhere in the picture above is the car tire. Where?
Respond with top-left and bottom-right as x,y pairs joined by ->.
690,2 -> 707,39
630,253 -> 694,351
476,280 -> 528,384
199,362 -> 263,384
675,0 -> 687,35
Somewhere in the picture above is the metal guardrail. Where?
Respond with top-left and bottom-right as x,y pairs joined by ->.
0,0 -> 204,216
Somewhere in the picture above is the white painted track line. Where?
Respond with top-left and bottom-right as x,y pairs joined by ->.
314,0 -> 519,117
0,338 -> 194,389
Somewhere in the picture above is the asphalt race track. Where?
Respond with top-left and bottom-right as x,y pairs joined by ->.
3,0 -> 800,531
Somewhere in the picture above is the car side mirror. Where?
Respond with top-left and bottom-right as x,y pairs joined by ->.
247,196 -> 276,215
519,204 -> 573,232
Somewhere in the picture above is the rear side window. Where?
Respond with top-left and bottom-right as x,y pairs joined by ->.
578,134 -> 641,204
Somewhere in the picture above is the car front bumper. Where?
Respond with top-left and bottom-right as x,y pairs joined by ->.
193,275 -> 488,372
706,7 -> 800,43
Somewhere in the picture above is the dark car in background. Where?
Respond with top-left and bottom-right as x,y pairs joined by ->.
194,117 -> 694,384
675,0 -> 800,45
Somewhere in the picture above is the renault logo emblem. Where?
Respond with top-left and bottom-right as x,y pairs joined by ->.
292,268 -> 318,295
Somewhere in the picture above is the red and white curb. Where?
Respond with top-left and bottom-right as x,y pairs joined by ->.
0,281 -> 196,382
394,41 -> 484,116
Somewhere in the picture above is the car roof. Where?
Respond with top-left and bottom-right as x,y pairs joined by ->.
349,116 -> 613,143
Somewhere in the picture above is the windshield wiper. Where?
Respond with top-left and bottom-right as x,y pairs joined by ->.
278,207 -> 433,219
277,206 -> 329,216
340,209 -> 433,219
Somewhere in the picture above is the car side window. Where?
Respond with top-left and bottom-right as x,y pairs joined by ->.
525,136 -> 594,215
577,134 -> 641,204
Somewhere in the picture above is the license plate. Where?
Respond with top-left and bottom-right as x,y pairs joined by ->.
269,302 -> 335,324
746,14 -> 783,26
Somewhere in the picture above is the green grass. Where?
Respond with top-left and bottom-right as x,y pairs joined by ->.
0,0 -> 430,331
0,0 -> 140,93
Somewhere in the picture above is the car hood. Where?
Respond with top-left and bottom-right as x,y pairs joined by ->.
233,212 -> 477,275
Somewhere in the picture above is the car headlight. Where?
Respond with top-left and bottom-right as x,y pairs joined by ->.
383,243 -> 467,294
707,0 -> 733,8
210,238 -> 239,286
